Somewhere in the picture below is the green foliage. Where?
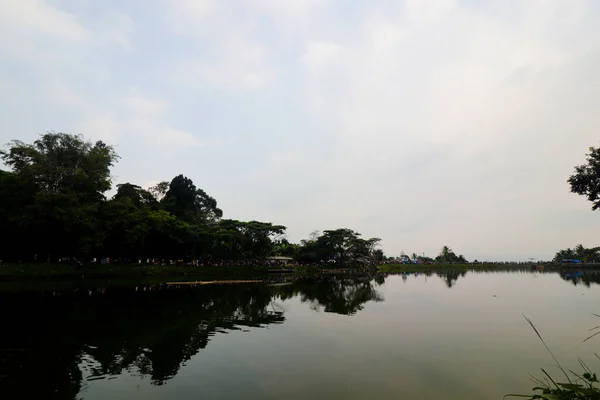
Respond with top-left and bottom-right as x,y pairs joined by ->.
554,245 -> 600,263
435,246 -> 468,263
319,228 -> 363,266
569,146 -> 600,210
0,133 -> 119,259
506,316 -> 600,400
209,219 -> 286,260
163,174 -> 223,224
0,132 -> 118,201
0,133 -> 392,266
293,229 -> 381,267
114,183 -> 158,208
506,372 -> 600,400
0,132 -> 289,262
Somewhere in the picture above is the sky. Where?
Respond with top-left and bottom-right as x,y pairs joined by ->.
1,0 -> 600,261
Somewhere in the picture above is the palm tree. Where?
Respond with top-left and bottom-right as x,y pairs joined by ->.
440,246 -> 452,263
575,244 -> 585,260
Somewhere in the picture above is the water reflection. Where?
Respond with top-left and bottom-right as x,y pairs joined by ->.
0,283 -> 283,399
4,270 -> 598,399
399,270 -> 467,288
437,270 -> 467,288
0,276 -> 384,399
427,268 -> 600,288
560,270 -> 600,287
276,277 -> 384,315
397,268 -> 600,289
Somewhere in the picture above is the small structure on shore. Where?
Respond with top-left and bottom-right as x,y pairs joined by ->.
265,256 -> 293,266
265,256 -> 295,273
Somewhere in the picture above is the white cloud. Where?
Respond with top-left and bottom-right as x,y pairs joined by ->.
96,11 -> 135,49
121,89 -> 169,116
405,0 -> 458,21
43,77 -> 89,111
179,38 -> 275,90
300,41 -> 342,72
0,0 -> 90,62
77,113 -> 124,144
250,0 -> 325,16
0,0 -> 90,41
249,0 -> 330,34
168,0 -> 219,33
76,88 -> 223,150
168,0 -> 277,91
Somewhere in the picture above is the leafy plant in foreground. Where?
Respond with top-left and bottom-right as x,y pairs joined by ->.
505,315 -> 600,399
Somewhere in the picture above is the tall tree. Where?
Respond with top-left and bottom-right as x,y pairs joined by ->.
113,183 -> 158,208
295,231 -> 328,263
240,221 -> 286,259
318,229 -> 364,267
162,175 -> 222,224
554,245 -> 599,263
0,170 -> 36,260
210,220 -> 286,260
436,246 -> 467,263
0,133 -> 117,202
0,133 -> 118,259
162,175 -> 198,221
568,145 -> 600,210
148,181 -> 169,201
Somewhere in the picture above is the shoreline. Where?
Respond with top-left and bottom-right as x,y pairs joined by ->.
0,262 -> 597,294
0,261 -> 593,281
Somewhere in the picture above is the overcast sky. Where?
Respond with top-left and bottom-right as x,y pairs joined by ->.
2,0 -> 600,261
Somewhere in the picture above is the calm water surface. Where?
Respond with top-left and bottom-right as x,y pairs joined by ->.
2,270 -> 600,399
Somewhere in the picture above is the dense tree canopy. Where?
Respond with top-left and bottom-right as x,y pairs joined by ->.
554,244 -> 599,263
560,146 -> 600,263
0,133 -> 119,259
435,246 -> 467,263
0,133 -> 286,263
568,145 -> 600,210
0,132 -> 387,266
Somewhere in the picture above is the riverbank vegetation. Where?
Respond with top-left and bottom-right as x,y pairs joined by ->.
0,261 -> 541,281
506,316 -> 600,399
0,133 -> 488,277
377,262 -> 546,274
554,244 -> 600,263
2,132 -> 599,282
0,133 -> 385,268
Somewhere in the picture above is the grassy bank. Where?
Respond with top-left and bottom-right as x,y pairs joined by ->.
0,261 -> 590,282
0,262 -> 356,281
377,263 -> 558,273
0,263 -> 278,281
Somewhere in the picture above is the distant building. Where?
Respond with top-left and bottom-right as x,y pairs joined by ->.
399,255 -> 412,264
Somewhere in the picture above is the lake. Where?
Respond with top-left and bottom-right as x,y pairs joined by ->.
2,270 -> 600,399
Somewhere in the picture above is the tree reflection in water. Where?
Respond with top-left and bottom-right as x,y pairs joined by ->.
0,276 -> 385,399
560,270 -> 600,287
0,283 -> 283,399
437,270 -> 467,288
275,276 -> 385,316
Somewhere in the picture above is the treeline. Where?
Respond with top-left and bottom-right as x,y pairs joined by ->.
431,246 -> 468,263
0,132 -> 382,266
393,246 -> 468,264
554,244 -> 600,263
